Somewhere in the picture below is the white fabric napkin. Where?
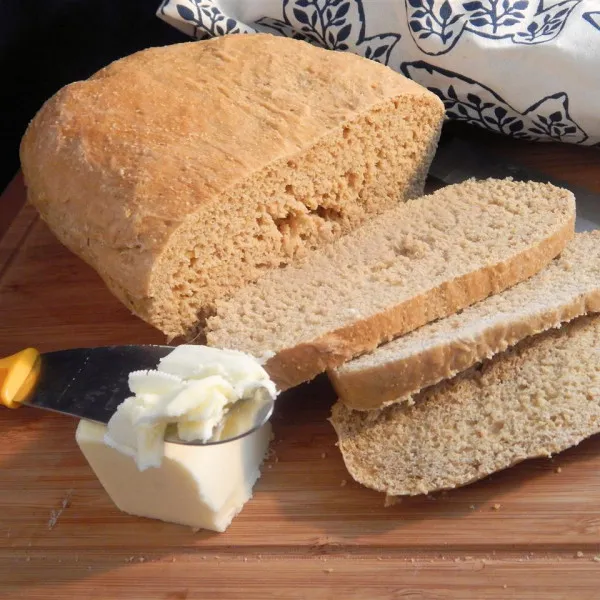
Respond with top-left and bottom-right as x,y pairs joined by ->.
157,0 -> 600,147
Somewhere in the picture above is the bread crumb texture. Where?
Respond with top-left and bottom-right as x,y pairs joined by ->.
331,313 -> 600,496
332,231 -> 600,410
208,178 -> 574,389
20,34 -> 444,338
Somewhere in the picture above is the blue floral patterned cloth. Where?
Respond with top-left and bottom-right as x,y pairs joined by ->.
157,0 -> 600,146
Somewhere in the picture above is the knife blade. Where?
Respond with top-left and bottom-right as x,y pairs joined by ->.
2,345 -> 173,423
429,135 -> 600,233
0,346 -> 275,446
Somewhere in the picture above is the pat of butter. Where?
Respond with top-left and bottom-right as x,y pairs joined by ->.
76,419 -> 271,532
105,345 -> 277,471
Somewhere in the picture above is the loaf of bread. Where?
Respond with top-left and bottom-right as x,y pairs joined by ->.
207,179 -> 575,390
330,313 -> 600,497
330,231 -> 600,410
19,34 -> 445,339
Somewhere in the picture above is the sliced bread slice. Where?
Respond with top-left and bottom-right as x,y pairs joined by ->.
330,231 -> 600,410
206,179 -> 575,390
330,313 -> 600,497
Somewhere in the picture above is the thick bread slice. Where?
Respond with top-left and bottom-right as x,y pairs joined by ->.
331,231 -> 600,410
207,179 -> 575,390
330,313 -> 600,497
20,34 -> 444,339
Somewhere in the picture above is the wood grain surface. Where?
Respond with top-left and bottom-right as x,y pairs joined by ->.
1,129 -> 600,599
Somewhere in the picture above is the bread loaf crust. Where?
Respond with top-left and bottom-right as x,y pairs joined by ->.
20,34 -> 444,337
330,313 -> 600,496
331,231 -> 600,410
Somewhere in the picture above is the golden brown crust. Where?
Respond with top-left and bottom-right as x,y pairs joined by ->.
330,231 -> 600,410
263,215 -> 574,390
20,34 -> 443,335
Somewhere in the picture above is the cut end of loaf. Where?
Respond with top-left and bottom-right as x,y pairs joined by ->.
147,94 -> 444,338
330,314 -> 600,497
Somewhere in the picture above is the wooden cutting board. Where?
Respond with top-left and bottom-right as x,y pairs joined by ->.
2,171 -> 600,599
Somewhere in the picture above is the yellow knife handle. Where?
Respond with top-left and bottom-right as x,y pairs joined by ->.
0,348 -> 41,409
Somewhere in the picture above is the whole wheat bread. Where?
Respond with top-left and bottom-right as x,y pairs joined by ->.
331,231 -> 600,410
19,34 -> 444,339
206,179 -> 575,390
330,313 -> 600,496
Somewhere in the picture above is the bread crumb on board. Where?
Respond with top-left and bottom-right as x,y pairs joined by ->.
492,503 -> 501,511
593,556 -> 600,562
384,495 -> 401,507
340,480 -> 347,487
265,447 -> 277,461
48,489 -> 73,530
555,466 -> 562,473
576,551 -> 584,558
